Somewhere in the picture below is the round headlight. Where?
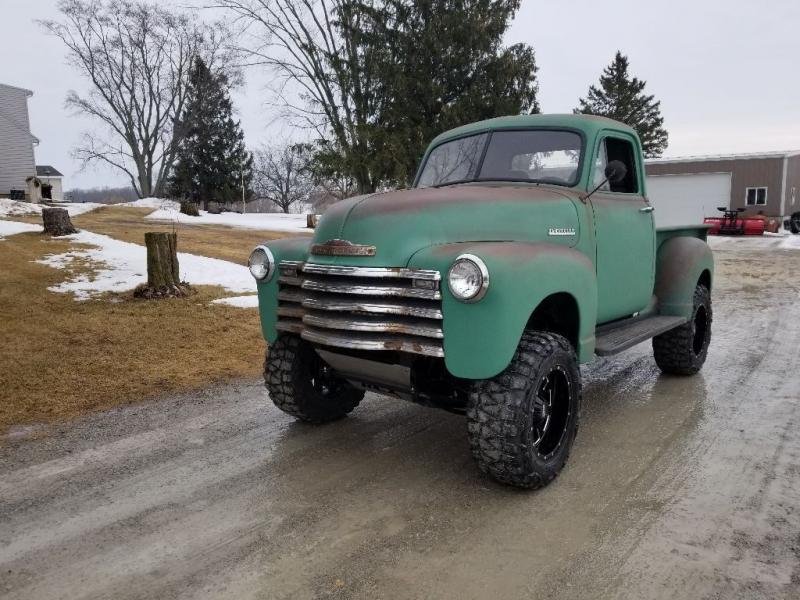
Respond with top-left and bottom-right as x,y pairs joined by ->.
447,254 -> 489,302
248,245 -> 274,281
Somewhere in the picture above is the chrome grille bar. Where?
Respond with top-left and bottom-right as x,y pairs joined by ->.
302,296 -> 442,320
301,327 -> 444,358
301,278 -> 441,300
301,263 -> 440,280
303,313 -> 444,339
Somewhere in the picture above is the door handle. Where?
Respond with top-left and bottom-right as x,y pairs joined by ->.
639,206 -> 654,213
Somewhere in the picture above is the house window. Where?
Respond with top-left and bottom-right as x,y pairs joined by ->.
745,187 -> 767,206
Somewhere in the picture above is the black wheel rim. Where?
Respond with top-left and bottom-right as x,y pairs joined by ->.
305,350 -> 342,397
531,366 -> 571,458
692,305 -> 708,356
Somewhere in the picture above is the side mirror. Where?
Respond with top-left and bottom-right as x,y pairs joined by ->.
604,160 -> 627,184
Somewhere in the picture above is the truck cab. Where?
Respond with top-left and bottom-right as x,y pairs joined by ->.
249,114 -> 714,489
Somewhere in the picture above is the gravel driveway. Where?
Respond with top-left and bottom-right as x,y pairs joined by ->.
1,237 -> 799,599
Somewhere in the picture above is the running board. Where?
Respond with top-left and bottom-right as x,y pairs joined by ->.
594,315 -> 687,356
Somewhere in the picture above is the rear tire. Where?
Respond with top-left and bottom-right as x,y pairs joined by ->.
264,335 -> 364,423
790,212 -> 800,234
653,284 -> 712,375
466,331 -> 581,489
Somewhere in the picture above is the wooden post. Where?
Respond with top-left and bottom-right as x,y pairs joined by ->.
42,207 -> 77,236
134,232 -> 189,298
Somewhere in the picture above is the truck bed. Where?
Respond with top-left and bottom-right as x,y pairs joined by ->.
655,224 -> 711,247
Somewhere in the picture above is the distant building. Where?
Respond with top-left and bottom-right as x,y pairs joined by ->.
0,83 -> 38,199
646,151 -> 800,223
36,165 -> 64,201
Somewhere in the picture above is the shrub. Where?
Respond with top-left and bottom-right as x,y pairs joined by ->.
180,201 -> 200,216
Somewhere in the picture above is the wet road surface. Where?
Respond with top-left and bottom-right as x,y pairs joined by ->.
1,237 -> 799,599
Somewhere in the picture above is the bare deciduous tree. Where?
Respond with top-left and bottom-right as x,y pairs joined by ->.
214,0 -> 380,193
41,0 -> 232,198
253,144 -> 314,213
308,174 -> 358,212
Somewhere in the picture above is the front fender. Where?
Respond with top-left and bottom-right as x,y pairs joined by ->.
409,242 -> 598,379
256,237 -> 312,343
654,237 -> 714,318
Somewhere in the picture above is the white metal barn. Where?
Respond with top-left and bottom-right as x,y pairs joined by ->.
645,151 -> 800,228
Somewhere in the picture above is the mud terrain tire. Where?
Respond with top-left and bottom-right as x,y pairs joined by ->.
653,284 -> 712,375
265,335 -> 364,423
790,212 -> 800,234
466,331 -> 581,489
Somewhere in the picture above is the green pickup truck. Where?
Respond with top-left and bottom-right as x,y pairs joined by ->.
248,114 -> 714,489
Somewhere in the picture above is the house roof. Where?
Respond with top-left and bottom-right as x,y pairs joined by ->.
36,165 -> 63,177
646,150 -> 800,164
0,82 -> 34,96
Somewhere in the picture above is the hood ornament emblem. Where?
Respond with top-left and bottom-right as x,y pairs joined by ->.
548,227 -> 576,237
311,239 -> 377,257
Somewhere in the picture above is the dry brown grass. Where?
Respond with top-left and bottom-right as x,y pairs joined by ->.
0,206 -> 313,432
0,206 -> 311,432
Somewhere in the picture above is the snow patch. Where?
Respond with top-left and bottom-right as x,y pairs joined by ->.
779,235 -> 800,249
0,198 -> 103,217
211,294 -> 259,308
37,230 -> 254,300
707,234 -> 800,250
145,208 -> 310,232
118,197 -> 180,210
0,219 -> 41,239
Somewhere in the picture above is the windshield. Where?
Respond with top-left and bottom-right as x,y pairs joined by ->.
416,129 -> 583,188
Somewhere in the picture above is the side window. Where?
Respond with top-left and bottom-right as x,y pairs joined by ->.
604,137 -> 639,194
592,141 -> 610,190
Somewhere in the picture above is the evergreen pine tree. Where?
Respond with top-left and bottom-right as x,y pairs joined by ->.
170,57 -> 253,209
576,51 -> 668,158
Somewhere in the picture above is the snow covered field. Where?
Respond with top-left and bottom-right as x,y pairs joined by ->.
118,198 -> 180,210
36,230 -> 256,301
144,204 -> 310,232
0,220 -> 41,240
707,233 -> 800,250
0,198 -> 103,218
1,197 -> 310,233
212,295 -> 260,308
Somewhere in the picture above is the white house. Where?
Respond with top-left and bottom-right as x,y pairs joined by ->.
0,83 -> 39,200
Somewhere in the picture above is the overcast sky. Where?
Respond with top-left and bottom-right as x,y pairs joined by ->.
4,0 -> 800,190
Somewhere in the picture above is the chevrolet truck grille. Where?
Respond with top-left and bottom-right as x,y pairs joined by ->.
275,261 -> 444,358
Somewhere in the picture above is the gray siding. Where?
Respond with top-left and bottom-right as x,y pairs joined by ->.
646,157 -> 785,216
783,155 -> 800,216
0,84 -> 37,195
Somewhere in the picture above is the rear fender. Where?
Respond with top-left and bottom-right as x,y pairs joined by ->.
654,237 -> 714,319
409,242 -> 598,379
256,237 -> 312,343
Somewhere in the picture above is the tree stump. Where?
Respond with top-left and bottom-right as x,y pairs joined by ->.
42,207 -> 78,236
306,214 -> 319,228
133,232 -> 191,299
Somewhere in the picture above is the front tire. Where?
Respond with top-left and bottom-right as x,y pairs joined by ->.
466,331 -> 581,489
264,335 -> 364,423
653,284 -> 712,375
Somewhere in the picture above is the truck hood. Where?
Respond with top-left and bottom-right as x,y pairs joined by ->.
310,184 -> 582,266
